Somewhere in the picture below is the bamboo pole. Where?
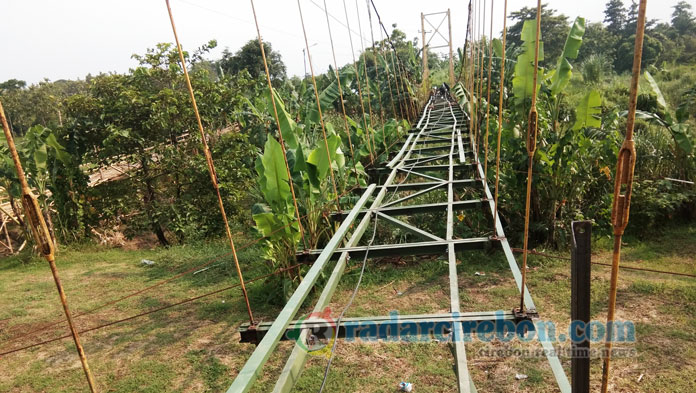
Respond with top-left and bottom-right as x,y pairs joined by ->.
0,100 -> 98,392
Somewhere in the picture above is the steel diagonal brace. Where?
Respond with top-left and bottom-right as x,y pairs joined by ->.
227,184 -> 376,393
380,182 -> 445,208
267,97 -> 436,392
397,168 -> 444,182
376,212 -> 444,241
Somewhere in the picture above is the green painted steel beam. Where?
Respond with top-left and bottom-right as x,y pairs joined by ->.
474,132 -> 571,393
443,105 -> 474,393
270,98 -> 440,392
369,163 -> 476,175
240,310 -> 519,343
396,169 -> 445,182
272,188 -> 381,393
352,179 -> 480,193
376,212 -> 444,241
380,183 -> 445,208
404,136 -> 460,144
401,153 -> 449,164
226,184 -> 377,393
337,198 -> 483,219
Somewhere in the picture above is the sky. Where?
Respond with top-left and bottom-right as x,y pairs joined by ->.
0,0 -> 689,85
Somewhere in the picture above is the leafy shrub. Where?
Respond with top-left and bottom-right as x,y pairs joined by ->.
628,180 -> 696,235
581,54 -> 612,85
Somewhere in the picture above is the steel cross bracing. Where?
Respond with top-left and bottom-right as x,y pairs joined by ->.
230,95 -> 571,393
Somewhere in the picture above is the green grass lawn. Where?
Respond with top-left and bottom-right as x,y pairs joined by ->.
0,223 -> 694,392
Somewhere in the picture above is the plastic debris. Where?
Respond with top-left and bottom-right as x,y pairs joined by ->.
474,271 -> 486,276
141,259 -> 155,266
515,373 -> 528,380
637,373 -> 644,383
398,381 -> 413,392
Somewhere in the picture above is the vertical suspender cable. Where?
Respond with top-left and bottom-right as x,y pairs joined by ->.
368,0 -> 412,122
469,0 -> 476,149
321,0 -> 361,186
375,11 -> 399,120
365,0 -> 387,148
0,102 -> 98,393
483,0 -> 494,179
343,0 -> 375,163
354,0 -> 378,154
165,0 -> 255,325
492,0 -> 507,234
250,0 -> 308,250
601,1 -> 647,391
387,42 -> 406,120
397,53 -> 417,122
471,0 -> 478,156
518,0 -> 542,312
297,0 -> 341,211
458,0 -> 473,85
476,0 -> 486,166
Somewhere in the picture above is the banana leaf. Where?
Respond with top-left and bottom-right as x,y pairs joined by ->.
512,20 -> 544,112
549,17 -> 585,96
306,66 -> 356,125
573,90 -> 602,130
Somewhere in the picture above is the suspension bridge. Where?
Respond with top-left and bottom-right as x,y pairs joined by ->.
0,0 -> 654,392
232,90 -> 571,392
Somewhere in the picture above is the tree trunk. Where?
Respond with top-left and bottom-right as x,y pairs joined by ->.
140,157 -> 169,247
43,201 -> 57,247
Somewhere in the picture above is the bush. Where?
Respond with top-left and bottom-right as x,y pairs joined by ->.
628,179 -> 696,235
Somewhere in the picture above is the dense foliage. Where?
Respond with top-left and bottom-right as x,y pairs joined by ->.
0,1 -> 694,269
453,2 -> 696,249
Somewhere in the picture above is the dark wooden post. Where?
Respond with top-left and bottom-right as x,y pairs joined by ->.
571,220 -> 591,393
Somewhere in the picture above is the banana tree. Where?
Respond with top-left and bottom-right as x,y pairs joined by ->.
0,125 -> 71,248
253,136 -> 302,297
631,71 -> 695,179
252,89 -> 349,300
21,125 -> 71,244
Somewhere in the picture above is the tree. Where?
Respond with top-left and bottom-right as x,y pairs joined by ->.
0,79 -> 26,90
604,0 -> 627,36
0,78 -> 87,136
614,33 -> 663,72
506,4 -> 570,67
625,1 -> 656,38
60,42 -> 258,245
218,40 -> 286,84
577,22 -> 618,63
672,1 -> 696,35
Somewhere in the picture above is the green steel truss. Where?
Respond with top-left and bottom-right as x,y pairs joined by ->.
229,96 -> 571,393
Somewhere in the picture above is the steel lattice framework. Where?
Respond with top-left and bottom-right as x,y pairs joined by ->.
230,94 -> 571,393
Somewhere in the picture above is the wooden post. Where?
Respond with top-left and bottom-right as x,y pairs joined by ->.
571,220 -> 591,393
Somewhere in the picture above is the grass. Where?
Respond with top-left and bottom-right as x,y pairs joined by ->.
0,223 -> 694,392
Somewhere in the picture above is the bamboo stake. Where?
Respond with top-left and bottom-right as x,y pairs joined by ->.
601,1 -> 647,391
165,0 -> 254,325
0,100 -> 98,393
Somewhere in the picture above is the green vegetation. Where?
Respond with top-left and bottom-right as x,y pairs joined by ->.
0,223 -> 693,392
451,2 -> 696,248
0,0 -> 695,391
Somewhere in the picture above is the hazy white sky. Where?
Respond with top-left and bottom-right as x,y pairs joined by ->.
0,0 -> 688,85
